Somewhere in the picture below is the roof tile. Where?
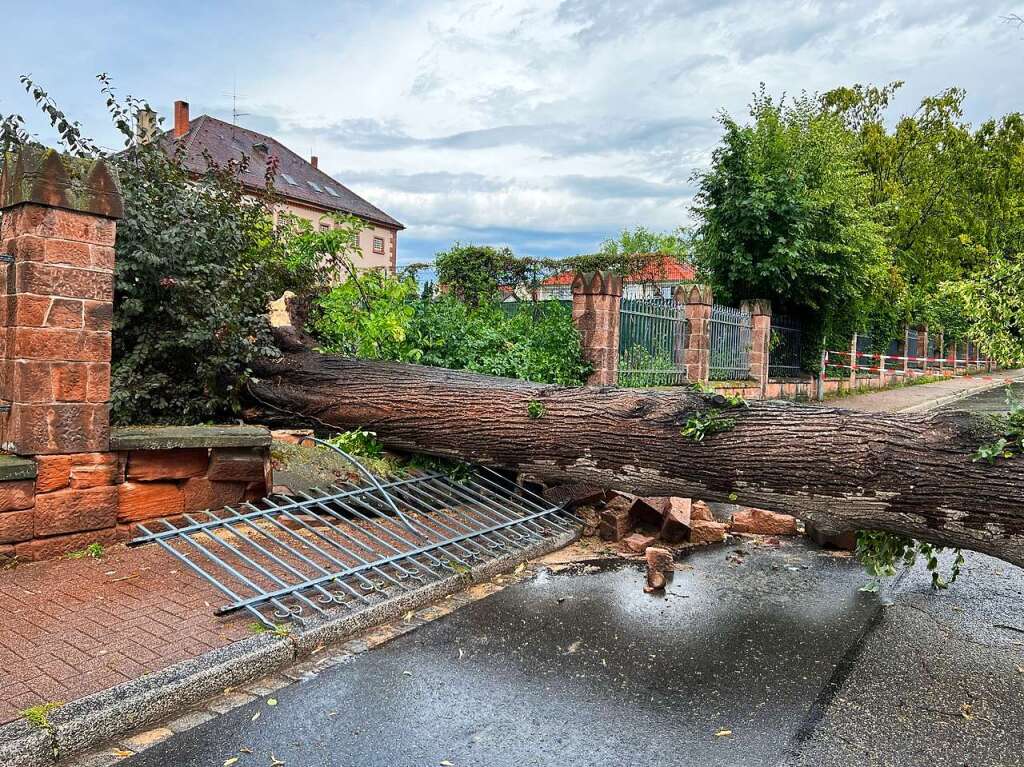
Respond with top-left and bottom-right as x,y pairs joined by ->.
167,115 -> 403,229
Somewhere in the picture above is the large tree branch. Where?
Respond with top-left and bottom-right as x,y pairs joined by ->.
247,352 -> 1024,568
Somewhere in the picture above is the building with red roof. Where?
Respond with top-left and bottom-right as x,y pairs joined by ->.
535,255 -> 695,300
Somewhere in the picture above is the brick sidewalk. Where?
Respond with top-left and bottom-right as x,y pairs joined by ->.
0,543 -> 250,725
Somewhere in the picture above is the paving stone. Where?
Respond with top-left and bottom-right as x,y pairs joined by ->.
164,709 -> 216,733
120,726 -> 174,751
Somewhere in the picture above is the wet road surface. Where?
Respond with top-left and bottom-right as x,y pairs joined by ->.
940,381 -> 1024,415
120,539 -> 880,767
108,383 -> 1024,767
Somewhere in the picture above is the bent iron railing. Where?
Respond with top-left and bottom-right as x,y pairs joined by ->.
130,463 -> 579,628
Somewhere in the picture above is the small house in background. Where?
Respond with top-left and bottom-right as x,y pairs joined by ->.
535,255 -> 695,300
163,100 -> 404,272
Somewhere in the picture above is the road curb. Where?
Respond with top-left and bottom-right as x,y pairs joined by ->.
0,528 -> 578,766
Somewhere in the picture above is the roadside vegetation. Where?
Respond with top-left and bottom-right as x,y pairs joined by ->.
4,74 -> 1022,590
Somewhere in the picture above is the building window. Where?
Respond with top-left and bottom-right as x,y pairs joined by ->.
373,236 -> 385,255
319,221 -> 331,232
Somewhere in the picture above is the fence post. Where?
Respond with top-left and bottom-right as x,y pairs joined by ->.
936,330 -> 944,375
571,271 -> 622,386
849,333 -> 858,389
676,284 -> 713,384
902,325 -> 910,374
918,325 -> 928,375
740,299 -> 771,398
817,349 -> 826,401
0,147 -> 122,454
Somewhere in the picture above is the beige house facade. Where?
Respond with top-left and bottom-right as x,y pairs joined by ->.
274,198 -> 398,272
166,100 -> 403,272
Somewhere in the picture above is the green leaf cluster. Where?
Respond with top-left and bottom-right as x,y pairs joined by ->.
2,75 -> 337,424
973,388 -> 1024,464
679,409 -> 736,442
855,530 -> 965,591
312,275 -> 593,386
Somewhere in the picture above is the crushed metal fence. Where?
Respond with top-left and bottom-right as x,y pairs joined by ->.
130,447 -> 578,628
709,304 -> 751,380
768,315 -> 802,378
617,297 -> 688,386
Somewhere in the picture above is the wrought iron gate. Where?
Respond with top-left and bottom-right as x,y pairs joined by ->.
617,297 -> 688,386
130,445 -> 578,628
709,304 -> 752,380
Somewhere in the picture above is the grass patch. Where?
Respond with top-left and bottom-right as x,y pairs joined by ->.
67,542 -> 105,560
249,621 -> 291,638
21,701 -> 62,729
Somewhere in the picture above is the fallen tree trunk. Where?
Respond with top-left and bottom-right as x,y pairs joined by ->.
247,351 -> 1024,568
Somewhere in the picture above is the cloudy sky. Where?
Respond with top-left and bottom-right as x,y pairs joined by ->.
1,1 -> 1021,266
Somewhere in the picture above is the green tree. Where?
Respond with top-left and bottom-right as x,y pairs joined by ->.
821,83 -> 1024,350
691,87 -> 890,366
433,243 -> 522,306
3,75 -> 319,424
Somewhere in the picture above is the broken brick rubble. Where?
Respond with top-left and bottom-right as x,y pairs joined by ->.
730,507 -> 798,536
659,497 -> 692,543
623,532 -> 657,553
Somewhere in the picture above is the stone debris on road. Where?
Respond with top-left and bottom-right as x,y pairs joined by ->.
544,482 -> 820,593
730,507 -> 799,536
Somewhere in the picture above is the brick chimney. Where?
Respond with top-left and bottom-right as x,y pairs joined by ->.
310,155 -> 318,169
173,100 -> 190,138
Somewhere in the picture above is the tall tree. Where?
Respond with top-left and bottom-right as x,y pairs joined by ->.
691,87 -> 890,365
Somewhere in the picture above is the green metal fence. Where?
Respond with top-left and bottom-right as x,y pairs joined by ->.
709,304 -> 752,380
617,297 -> 688,386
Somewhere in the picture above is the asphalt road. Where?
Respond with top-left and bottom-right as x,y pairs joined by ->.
120,539 -> 882,767
114,386 -> 1024,767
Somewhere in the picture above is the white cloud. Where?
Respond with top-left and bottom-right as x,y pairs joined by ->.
2,0 -> 1020,264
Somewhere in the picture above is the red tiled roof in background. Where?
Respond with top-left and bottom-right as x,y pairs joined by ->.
541,255 -> 694,286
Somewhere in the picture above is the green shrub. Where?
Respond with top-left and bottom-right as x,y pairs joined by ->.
311,269 -> 592,385
4,75 -> 334,425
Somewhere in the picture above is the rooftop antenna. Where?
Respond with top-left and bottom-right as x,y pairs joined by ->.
222,76 -> 250,125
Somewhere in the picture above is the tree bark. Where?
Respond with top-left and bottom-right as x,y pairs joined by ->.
247,351 -> 1024,568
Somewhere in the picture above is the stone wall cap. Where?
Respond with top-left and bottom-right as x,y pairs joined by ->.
1,145 -> 123,218
110,425 -> 271,451
0,454 -> 37,481
571,271 -> 623,297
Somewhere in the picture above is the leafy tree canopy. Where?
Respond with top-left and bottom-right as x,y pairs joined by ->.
696,81 -> 1024,364
1,75 -> 340,423
691,86 -> 890,363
